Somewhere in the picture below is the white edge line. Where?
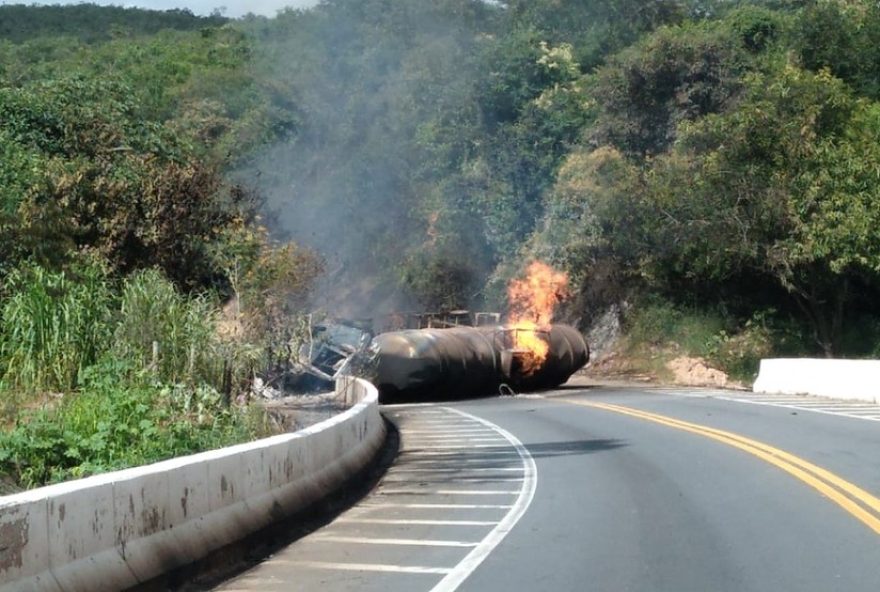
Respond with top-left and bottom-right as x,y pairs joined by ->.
401,450 -> 519,456
388,467 -> 524,473
382,473 -> 522,486
378,490 -> 519,496
405,432 -> 504,442
429,406 -> 537,592
658,389 -> 880,423
407,444 -> 508,449
398,458 -> 522,465
404,429 -> 499,434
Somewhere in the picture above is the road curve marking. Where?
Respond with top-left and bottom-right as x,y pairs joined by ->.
362,503 -> 514,509
428,406 -> 538,592
311,535 -> 479,547
337,518 -> 499,526
275,560 -> 453,575
558,398 -> 880,536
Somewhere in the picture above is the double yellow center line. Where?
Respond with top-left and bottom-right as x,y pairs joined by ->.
558,398 -> 880,536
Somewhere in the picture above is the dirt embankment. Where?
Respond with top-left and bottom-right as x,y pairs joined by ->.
585,352 -> 746,389
664,356 -> 736,388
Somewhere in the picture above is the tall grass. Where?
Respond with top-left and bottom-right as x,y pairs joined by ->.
625,299 -> 726,356
114,269 -> 216,383
114,269 -> 262,396
0,265 -> 261,399
622,298 -> 776,382
0,263 -> 112,393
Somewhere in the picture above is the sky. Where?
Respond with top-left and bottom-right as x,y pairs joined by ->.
0,0 -> 319,18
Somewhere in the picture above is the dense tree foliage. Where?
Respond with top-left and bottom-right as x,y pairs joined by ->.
0,76 -> 250,287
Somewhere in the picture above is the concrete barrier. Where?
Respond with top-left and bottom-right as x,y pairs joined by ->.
0,376 -> 385,592
752,358 -> 880,403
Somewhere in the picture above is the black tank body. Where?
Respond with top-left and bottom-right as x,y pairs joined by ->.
371,324 -> 588,403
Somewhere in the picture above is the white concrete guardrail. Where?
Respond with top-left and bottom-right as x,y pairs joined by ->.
0,376 -> 385,592
753,358 -> 880,403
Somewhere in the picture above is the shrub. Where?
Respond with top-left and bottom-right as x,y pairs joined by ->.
625,298 -> 725,356
0,358 -> 257,488
705,311 -> 774,381
0,263 -> 275,488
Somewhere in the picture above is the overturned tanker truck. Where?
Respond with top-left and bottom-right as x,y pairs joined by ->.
371,324 -> 588,403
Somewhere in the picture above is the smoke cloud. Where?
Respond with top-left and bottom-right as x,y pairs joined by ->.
239,0 -> 493,319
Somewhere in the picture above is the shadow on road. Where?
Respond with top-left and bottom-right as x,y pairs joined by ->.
525,438 -> 626,458
401,438 -> 626,462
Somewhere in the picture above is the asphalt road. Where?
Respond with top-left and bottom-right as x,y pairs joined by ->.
214,386 -> 880,592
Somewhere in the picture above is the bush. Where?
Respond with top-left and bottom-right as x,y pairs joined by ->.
624,301 -> 813,382
0,263 -> 276,488
623,298 -> 781,381
0,358 -> 258,488
705,311 -> 774,381
625,299 -> 725,356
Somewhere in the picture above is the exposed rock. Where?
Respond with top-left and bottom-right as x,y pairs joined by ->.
585,303 -> 623,364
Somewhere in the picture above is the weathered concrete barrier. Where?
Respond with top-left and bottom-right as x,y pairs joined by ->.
753,358 -> 880,403
0,376 -> 385,592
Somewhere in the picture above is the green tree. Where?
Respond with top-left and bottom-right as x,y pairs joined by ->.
501,0 -> 687,68
589,20 -> 753,157
795,0 -> 880,98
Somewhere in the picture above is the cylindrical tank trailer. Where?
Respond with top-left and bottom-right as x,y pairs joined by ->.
371,324 -> 588,403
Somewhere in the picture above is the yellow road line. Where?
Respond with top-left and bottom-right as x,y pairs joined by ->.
558,398 -> 880,536
586,401 -> 880,515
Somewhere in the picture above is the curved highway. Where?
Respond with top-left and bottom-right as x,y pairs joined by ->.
214,385 -> 880,592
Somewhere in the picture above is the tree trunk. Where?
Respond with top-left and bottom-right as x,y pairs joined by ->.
791,277 -> 847,358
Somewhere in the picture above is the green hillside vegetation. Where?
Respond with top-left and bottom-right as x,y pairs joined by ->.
3,0 -> 880,487
0,4 -> 226,44
0,5 -> 316,490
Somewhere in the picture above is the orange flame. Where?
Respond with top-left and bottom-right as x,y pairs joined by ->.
506,261 -> 569,374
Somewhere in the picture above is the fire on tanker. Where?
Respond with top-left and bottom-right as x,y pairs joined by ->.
506,261 -> 570,376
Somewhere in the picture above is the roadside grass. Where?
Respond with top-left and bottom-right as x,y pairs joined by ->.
0,366 -> 264,488
0,263 -> 270,490
113,269 -> 262,399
